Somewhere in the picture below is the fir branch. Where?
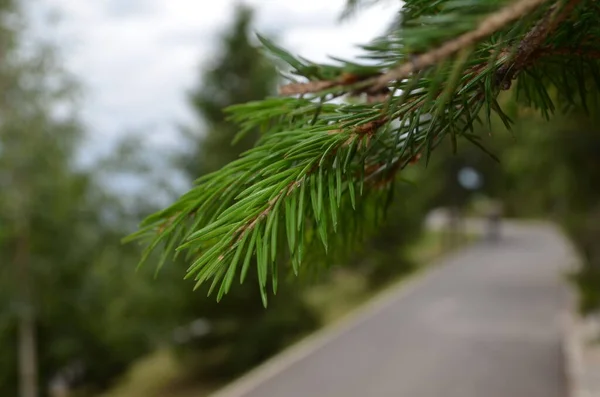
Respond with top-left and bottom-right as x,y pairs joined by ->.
129,0 -> 599,302
372,0 -> 554,89
235,117 -> 386,241
496,0 -> 582,88
279,0 -> 553,96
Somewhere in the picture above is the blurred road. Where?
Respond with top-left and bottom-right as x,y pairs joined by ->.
214,222 -> 575,397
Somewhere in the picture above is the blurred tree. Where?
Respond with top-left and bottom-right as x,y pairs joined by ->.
164,5 -> 319,379
178,6 -> 276,176
498,109 -> 600,313
0,3 -> 85,394
0,5 -> 174,396
354,188 -> 429,287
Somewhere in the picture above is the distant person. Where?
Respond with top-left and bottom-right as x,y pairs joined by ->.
487,200 -> 503,242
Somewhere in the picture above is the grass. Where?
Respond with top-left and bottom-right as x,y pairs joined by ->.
101,229 -> 476,397
409,227 -> 476,263
303,268 -> 370,323
99,350 -> 219,397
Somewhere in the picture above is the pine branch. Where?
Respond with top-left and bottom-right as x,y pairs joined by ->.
280,0 -> 554,97
280,0 -> 586,97
373,0 -> 554,89
128,0 -> 599,302
496,0 -> 582,88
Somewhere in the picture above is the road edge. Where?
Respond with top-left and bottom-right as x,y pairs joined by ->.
559,228 -> 586,397
562,292 -> 584,397
209,246 -> 471,397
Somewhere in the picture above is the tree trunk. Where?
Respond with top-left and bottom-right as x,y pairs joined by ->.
15,227 -> 38,397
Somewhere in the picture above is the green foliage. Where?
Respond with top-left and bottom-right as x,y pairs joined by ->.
0,5 -> 174,395
0,77 -> 157,396
130,0 -> 600,301
169,270 -> 319,379
566,210 -> 600,314
179,7 -> 278,176
151,5 -> 320,379
420,133 -> 506,211
494,108 -> 600,313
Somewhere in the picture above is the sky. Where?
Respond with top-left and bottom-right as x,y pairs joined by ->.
30,0 -> 398,156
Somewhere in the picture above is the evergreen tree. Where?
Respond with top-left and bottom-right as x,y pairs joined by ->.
497,108 -> 600,313
130,0 -> 600,302
0,4 -> 166,395
179,5 -> 277,176
0,3 -> 86,394
161,5 -> 319,378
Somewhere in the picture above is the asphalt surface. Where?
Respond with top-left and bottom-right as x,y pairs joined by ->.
216,222 -> 574,397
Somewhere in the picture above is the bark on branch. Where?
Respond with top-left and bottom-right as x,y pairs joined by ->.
279,0 -> 554,96
496,0 -> 582,89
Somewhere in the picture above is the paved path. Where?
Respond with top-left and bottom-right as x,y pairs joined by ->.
213,222 -> 576,397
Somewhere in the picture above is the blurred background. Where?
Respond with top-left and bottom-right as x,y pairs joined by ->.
2,1 -> 599,396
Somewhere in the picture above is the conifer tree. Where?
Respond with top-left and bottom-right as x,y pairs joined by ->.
179,6 -> 277,177
0,4 -> 160,395
164,5 -> 318,376
129,0 -> 600,303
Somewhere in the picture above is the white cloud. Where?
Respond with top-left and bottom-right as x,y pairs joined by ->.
29,0 -> 397,152
104,0 -> 160,18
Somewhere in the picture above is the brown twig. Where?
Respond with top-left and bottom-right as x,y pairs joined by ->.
279,0 -> 551,97
373,0 -> 552,89
354,118 -> 388,136
496,0 -> 582,88
279,80 -> 338,96
279,72 -> 379,96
